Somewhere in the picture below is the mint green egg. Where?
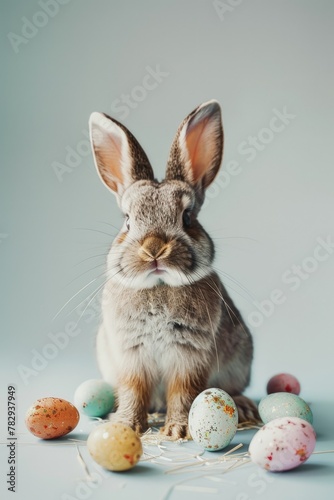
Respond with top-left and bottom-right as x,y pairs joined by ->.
259,392 -> 313,424
74,379 -> 115,417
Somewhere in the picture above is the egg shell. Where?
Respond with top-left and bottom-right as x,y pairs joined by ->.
188,388 -> 238,451
267,373 -> 301,395
259,392 -> 313,424
87,422 -> 143,471
74,379 -> 115,417
249,416 -> 316,471
25,397 -> 79,439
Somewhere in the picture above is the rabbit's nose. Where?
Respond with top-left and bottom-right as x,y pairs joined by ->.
138,236 -> 171,261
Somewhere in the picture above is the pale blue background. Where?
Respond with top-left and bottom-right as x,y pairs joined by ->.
1,1 -> 334,499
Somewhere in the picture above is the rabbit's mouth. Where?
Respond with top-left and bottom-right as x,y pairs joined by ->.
149,260 -> 167,276
153,269 -> 166,275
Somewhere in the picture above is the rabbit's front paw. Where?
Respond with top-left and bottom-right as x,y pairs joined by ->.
233,395 -> 260,424
160,421 -> 191,440
108,412 -> 148,436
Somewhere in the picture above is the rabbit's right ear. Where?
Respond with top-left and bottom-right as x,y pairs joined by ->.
89,112 -> 154,199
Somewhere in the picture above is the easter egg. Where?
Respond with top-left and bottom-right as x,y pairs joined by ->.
87,422 -> 142,471
249,416 -> 316,471
267,373 -> 300,395
259,392 -> 313,424
25,397 -> 79,439
74,379 -> 115,417
188,388 -> 238,451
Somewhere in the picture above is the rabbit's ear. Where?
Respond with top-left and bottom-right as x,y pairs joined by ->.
89,112 -> 154,198
166,100 -> 223,194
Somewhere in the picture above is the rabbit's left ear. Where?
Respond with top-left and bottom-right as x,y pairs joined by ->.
165,100 -> 223,195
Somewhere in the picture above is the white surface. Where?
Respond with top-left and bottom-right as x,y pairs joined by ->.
0,368 -> 333,500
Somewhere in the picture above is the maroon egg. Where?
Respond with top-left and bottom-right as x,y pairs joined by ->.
267,373 -> 301,395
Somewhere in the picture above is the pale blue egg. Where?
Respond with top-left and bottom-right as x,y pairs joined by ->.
259,392 -> 313,424
74,379 -> 115,417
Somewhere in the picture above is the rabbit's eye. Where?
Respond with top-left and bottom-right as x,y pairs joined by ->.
183,210 -> 191,228
125,215 -> 130,230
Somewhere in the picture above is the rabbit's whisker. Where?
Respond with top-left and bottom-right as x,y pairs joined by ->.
74,227 -> 117,238
196,281 -> 220,373
52,274 -> 106,321
73,253 -> 108,267
204,276 -> 249,335
73,263 -> 134,326
66,263 -> 107,287
72,280 -> 107,328
98,220 -> 123,232
210,234 -> 258,243
187,254 -> 254,304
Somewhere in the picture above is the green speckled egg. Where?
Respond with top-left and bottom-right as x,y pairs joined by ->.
74,379 -> 115,417
259,392 -> 313,424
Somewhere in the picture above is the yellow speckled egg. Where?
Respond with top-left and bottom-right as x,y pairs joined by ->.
87,422 -> 143,471
25,397 -> 79,439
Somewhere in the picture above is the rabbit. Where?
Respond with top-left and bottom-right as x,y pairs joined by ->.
88,100 -> 259,439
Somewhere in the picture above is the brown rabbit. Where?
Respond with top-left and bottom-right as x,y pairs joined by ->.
89,100 -> 258,439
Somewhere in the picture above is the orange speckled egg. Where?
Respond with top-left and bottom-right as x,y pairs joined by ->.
25,397 -> 79,439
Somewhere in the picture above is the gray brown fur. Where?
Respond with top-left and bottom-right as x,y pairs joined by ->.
89,101 -> 259,439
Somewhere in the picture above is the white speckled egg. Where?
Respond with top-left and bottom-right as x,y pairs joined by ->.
249,416 -> 316,471
74,379 -> 115,417
259,392 -> 313,424
87,422 -> 142,471
188,388 -> 238,451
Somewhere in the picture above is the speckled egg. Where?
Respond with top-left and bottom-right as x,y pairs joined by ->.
249,416 -> 316,471
267,373 -> 301,395
87,422 -> 143,471
25,397 -> 79,439
259,392 -> 313,424
188,388 -> 238,451
74,379 -> 115,417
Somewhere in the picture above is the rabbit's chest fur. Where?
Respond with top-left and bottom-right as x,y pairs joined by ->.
102,273 -> 223,357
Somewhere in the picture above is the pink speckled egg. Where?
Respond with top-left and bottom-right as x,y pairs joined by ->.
267,373 -> 301,395
249,416 -> 316,472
